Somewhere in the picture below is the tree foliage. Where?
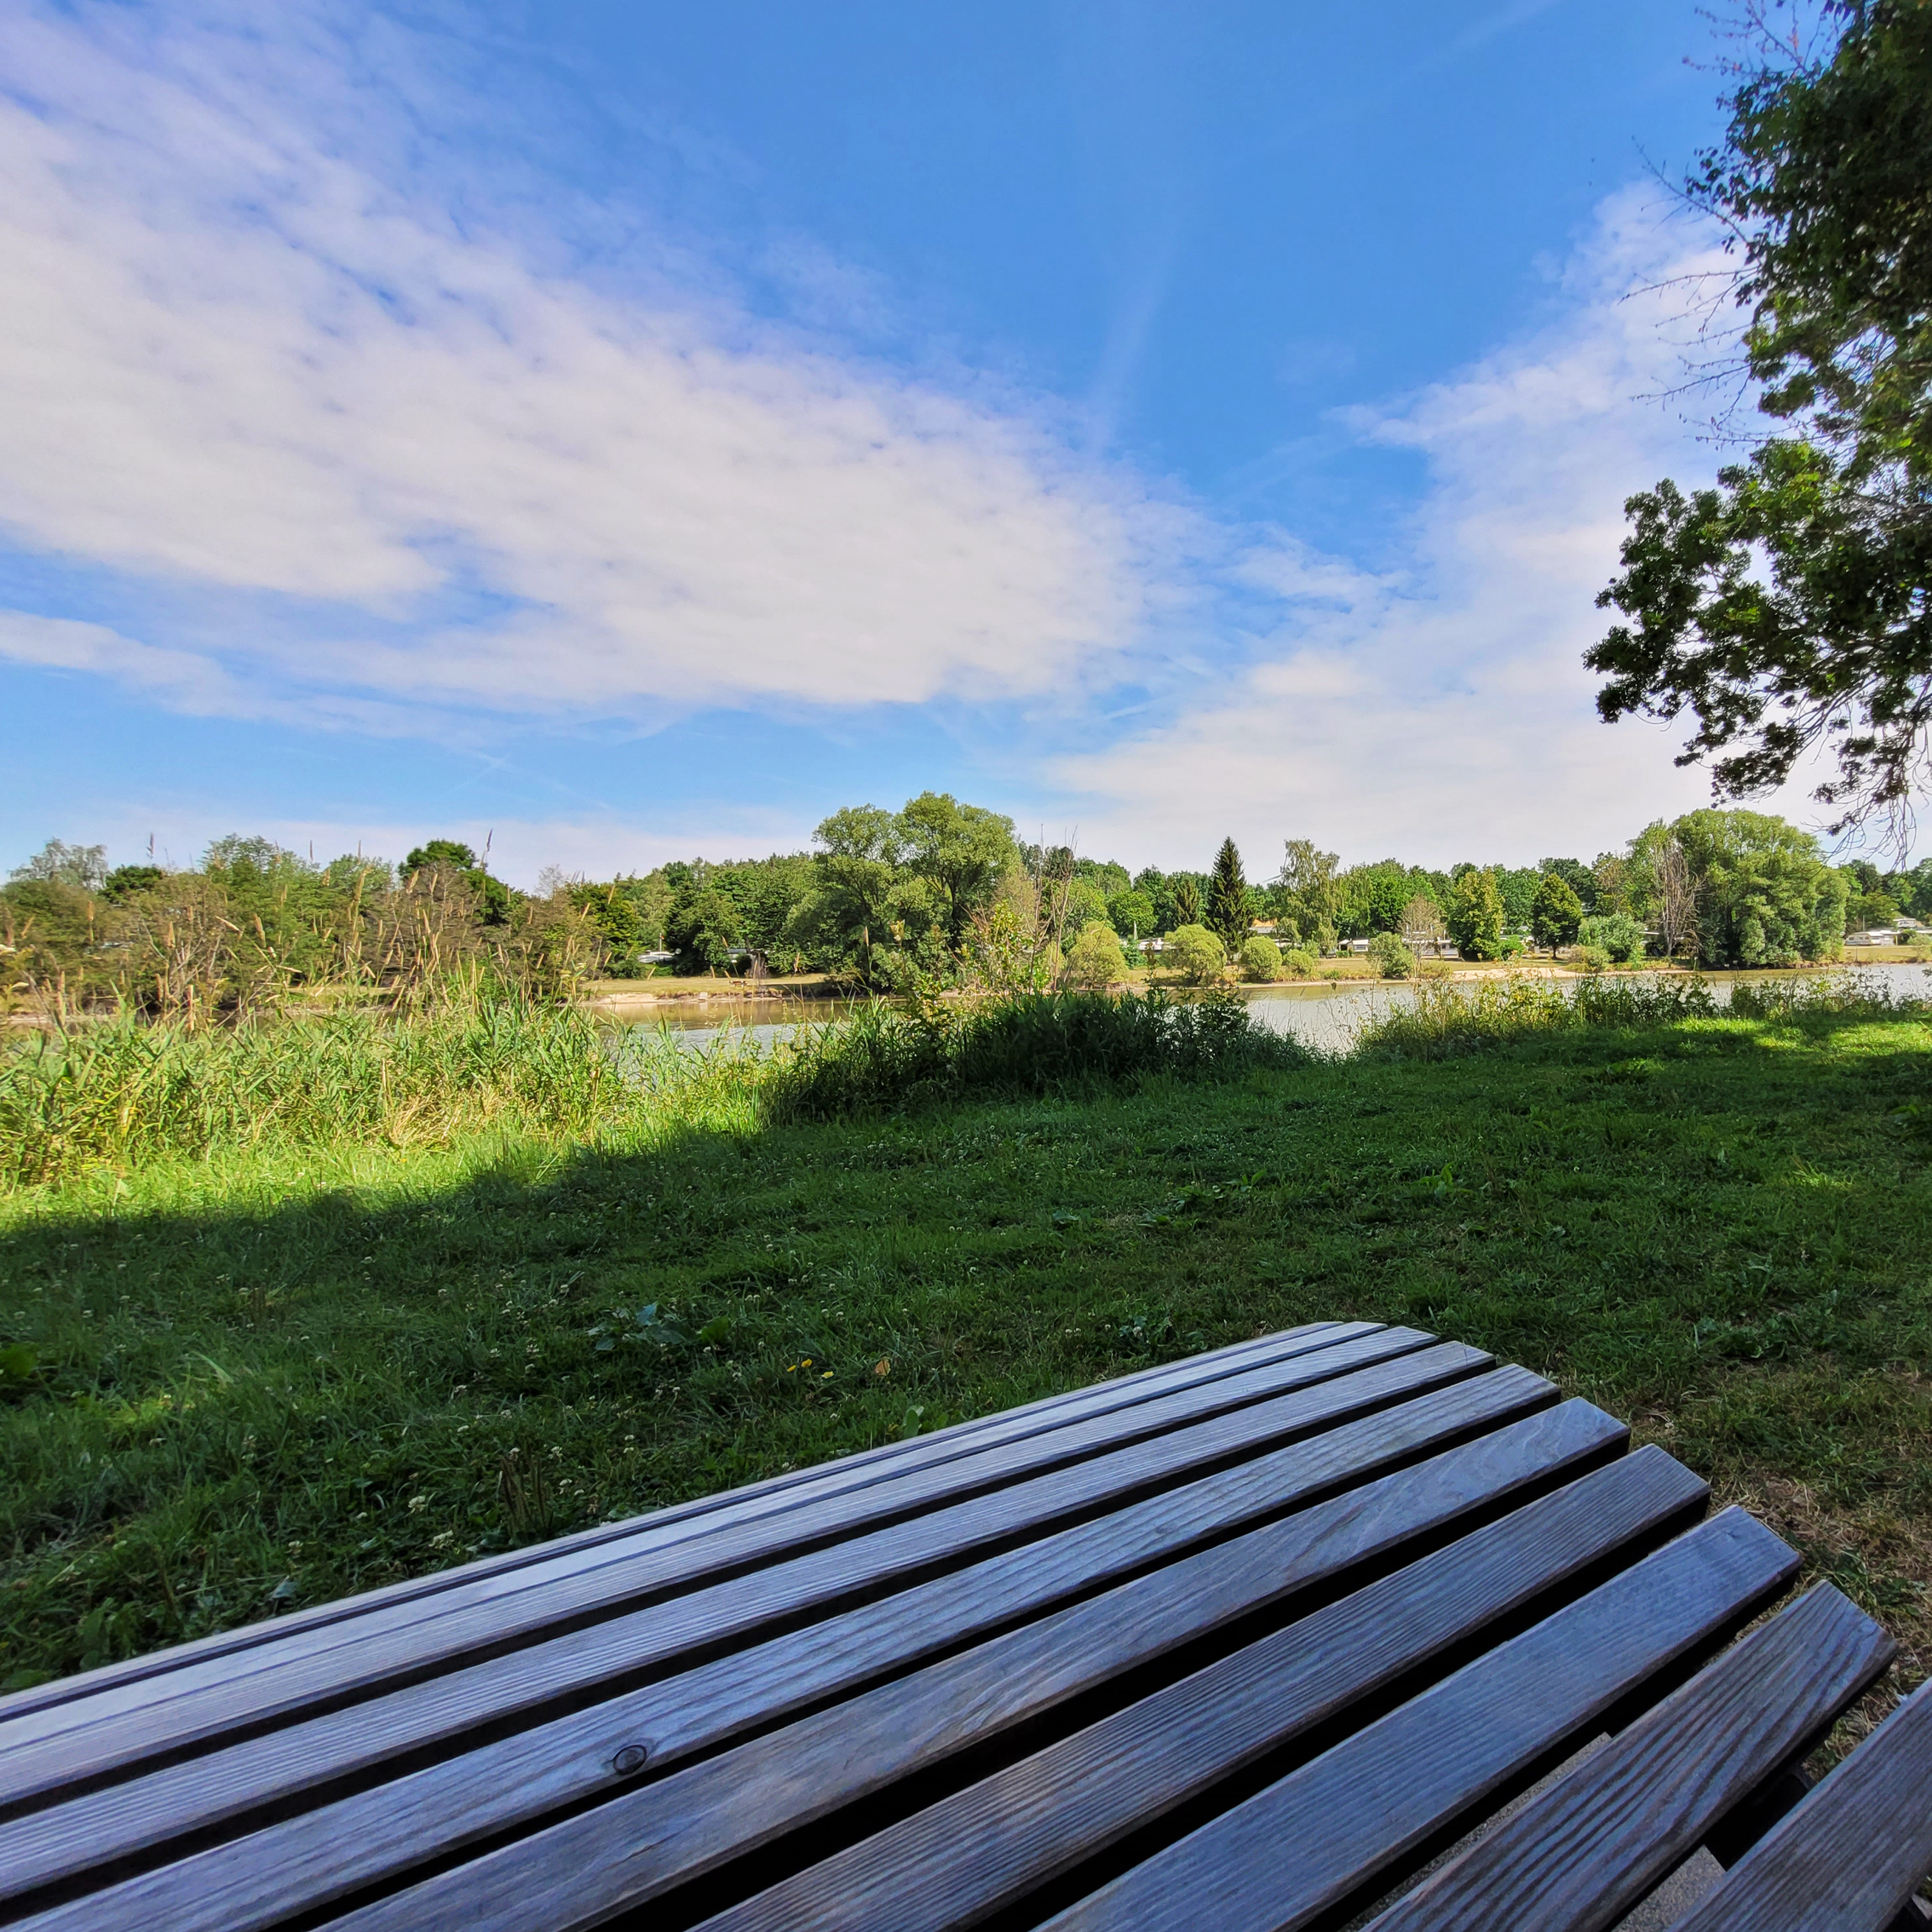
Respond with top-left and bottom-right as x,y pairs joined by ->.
896,792 -> 1016,948
1238,934 -> 1283,982
1336,860 -> 1445,938
1277,840 -> 1341,951
1205,837 -> 1251,952
1590,1 -> 1932,838
1674,806 -> 1848,964
0,838 -> 604,1020
9,840 -> 106,891
1578,911 -> 1647,963
1165,923 -> 1226,985
400,838 -> 510,924
664,888 -> 745,975
1107,888 -> 1156,940
1065,921 -> 1128,990
1368,930 -> 1416,979
1530,871 -> 1585,952
1446,869 -> 1505,961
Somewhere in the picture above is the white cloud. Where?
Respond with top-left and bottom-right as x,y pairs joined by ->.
0,611 -> 244,713
0,3 -> 1170,717
1055,190 -> 1825,869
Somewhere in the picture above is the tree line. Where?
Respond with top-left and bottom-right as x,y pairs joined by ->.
9,797 -> 1920,1015
563,798 -> 1916,980
0,837 -> 600,1021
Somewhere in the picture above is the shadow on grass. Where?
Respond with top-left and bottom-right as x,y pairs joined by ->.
3,1006 -> 1929,1685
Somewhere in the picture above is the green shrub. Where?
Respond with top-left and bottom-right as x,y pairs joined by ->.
1578,912 -> 1645,963
1066,921 -> 1128,990
1354,972 -> 1726,1061
1238,934 -> 1283,982
1165,924 -> 1226,986
762,989 -> 1308,1120
1574,944 -> 1612,973
1282,948 -> 1317,978
1727,972 -> 1929,1024
1367,932 -> 1416,980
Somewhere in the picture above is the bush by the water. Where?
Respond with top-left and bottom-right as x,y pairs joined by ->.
1368,932 -> 1416,980
1165,923 -> 1226,985
1355,968 -> 1927,1060
1577,912 -> 1644,963
1065,921 -> 1128,990
762,988 -> 1307,1121
1239,934 -> 1283,982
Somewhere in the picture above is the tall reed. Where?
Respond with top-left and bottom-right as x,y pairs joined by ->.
1353,968 -> 1927,1060
0,982 -> 630,1187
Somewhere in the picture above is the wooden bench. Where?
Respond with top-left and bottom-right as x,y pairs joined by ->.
2,1321 -> 1927,1931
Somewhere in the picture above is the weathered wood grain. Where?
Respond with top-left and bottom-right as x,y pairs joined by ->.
1029,1509 -> 1798,1932
1361,1583 -> 1894,1931
54,1390 -> 1625,1932
1665,1676 -> 1932,1932
667,1476 -> 1762,1932
0,1325 -> 1443,1812
0,1367 -> 1568,1908
0,1323 -> 1354,1725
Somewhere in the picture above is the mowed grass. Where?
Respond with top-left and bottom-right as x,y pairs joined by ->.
2,1003 -> 1929,1688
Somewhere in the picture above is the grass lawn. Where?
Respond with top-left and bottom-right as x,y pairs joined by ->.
2,1002 -> 1929,1690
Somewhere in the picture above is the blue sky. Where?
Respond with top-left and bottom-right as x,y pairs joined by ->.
0,0 -> 1821,884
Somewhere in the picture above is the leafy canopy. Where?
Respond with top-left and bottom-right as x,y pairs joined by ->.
1277,840 -> 1340,951
1590,1 -> 1932,839
1530,871 -> 1585,952
1446,869 -> 1505,962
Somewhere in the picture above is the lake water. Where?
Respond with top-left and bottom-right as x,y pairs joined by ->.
599,960 -> 1931,1059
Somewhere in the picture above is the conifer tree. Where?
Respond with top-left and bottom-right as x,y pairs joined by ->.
1206,837 -> 1250,953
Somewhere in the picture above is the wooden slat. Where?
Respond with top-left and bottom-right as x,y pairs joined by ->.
0,1333 -> 1476,1817
0,1322 -> 1355,1723
679,1467 -> 1758,1932
1666,1677 -> 1932,1932
1022,1509 -> 1797,1932
135,1394 -> 1641,1932
5,1369 -> 1573,1924
1361,1583 -> 1894,1931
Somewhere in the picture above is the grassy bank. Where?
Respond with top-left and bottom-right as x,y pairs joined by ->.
1,983 -> 1929,1688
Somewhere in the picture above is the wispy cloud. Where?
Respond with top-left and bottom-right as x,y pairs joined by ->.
1054,188 -> 1814,868
0,2 -> 1181,722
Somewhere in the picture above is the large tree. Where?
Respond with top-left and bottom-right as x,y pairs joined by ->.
1530,872 -> 1585,954
1589,1 -> 1932,841
1446,869 -> 1505,962
1673,808 -> 1849,965
894,792 -> 1016,948
1277,839 -> 1341,951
